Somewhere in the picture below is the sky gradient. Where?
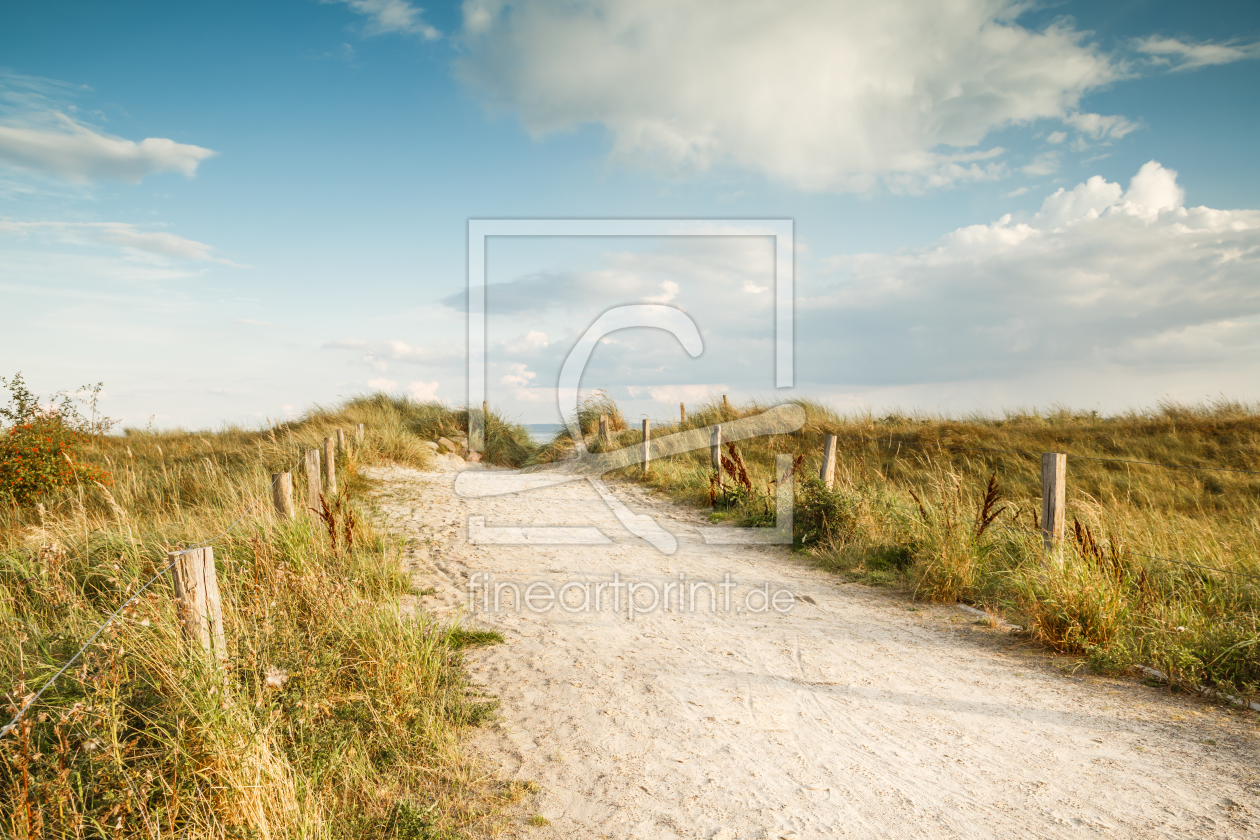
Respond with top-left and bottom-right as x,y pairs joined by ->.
2,1 -> 1259,427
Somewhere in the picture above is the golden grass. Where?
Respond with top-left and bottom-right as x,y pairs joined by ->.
0,394 -> 524,838
575,396 -> 1260,697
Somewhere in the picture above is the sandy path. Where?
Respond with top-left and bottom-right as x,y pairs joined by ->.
369,462 -> 1259,839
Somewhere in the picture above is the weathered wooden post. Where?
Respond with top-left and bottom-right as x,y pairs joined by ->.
1041,452 -> 1066,551
722,394 -> 730,414
819,434 -> 838,488
323,437 -> 337,495
641,418 -> 651,474
710,425 -> 722,470
168,547 -> 226,663
336,428 -> 346,454
355,423 -> 364,445
271,471 -> 294,520
680,402 -> 686,426
305,448 -> 321,512
598,414 -> 610,446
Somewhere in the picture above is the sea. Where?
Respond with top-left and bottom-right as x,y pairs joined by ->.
524,423 -> 565,444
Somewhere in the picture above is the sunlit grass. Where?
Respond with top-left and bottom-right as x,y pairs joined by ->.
0,394 -> 529,838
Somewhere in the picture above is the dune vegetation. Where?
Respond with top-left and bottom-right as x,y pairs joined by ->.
543,394 -> 1260,700
0,387 -> 532,839
4,379 -> 1257,835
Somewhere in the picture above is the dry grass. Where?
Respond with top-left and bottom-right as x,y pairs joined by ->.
0,394 -> 528,838
573,396 -> 1260,698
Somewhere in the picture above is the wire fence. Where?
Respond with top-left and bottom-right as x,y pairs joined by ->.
817,431 -> 1260,582
829,431 -> 1260,476
1,450 -> 308,741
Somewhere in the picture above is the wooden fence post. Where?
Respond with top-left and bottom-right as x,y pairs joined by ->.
722,394 -> 730,414
710,425 -> 722,470
820,434 -> 838,488
323,437 -> 337,495
482,400 -> 489,421
680,402 -> 686,426
271,471 -> 294,520
598,414 -> 610,446
355,423 -> 364,445
336,428 -> 346,454
168,547 -> 226,663
641,418 -> 651,474
305,448 -> 321,513
1041,452 -> 1066,551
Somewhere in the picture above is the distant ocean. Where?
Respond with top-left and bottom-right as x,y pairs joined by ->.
524,423 -> 565,443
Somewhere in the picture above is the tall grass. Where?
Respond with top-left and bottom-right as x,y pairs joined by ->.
579,396 -> 1260,698
0,395 -> 525,838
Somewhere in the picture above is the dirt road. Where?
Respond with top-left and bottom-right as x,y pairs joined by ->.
370,461 -> 1259,839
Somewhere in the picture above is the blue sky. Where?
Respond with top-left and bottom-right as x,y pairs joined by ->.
2,0 -> 1259,427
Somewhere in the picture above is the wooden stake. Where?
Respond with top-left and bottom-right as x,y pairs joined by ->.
680,402 -> 686,426
323,437 -> 337,495
168,547 -> 226,663
641,418 -> 651,474
722,394 -> 730,413
305,448 -> 321,513
271,471 -> 294,520
598,414 -> 610,446
355,423 -> 364,445
1041,452 -> 1067,551
336,428 -> 346,454
820,434 -> 838,488
710,425 -> 722,470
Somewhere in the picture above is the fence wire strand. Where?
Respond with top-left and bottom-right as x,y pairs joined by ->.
2,457 -> 302,740
833,432 -> 1260,475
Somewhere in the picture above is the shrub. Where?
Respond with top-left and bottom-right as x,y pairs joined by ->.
0,374 -> 113,506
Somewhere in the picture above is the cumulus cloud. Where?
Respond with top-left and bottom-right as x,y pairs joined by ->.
1135,36 -> 1260,71
367,377 -> 398,391
327,0 -> 440,39
0,114 -> 215,183
801,161 -> 1260,390
408,380 -> 440,400
456,0 -> 1122,192
0,221 -> 247,266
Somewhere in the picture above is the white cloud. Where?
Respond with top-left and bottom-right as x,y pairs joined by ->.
1036,175 -> 1123,228
1063,112 -> 1140,141
742,281 -> 768,294
1046,131 -> 1066,144
456,0 -> 1122,192
626,383 -> 729,403
1134,36 -> 1260,71
500,362 -> 537,387
323,337 -> 461,365
328,0 -> 440,39
235,318 -> 280,327
1120,159 -> 1184,220
367,377 -> 399,391
408,380 -> 440,400
643,280 -> 679,304
0,221 -> 248,266
802,161 -> 1260,397
0,114 -> 215,183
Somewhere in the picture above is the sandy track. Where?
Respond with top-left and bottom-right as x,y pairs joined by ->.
369,462 -> 1259,839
